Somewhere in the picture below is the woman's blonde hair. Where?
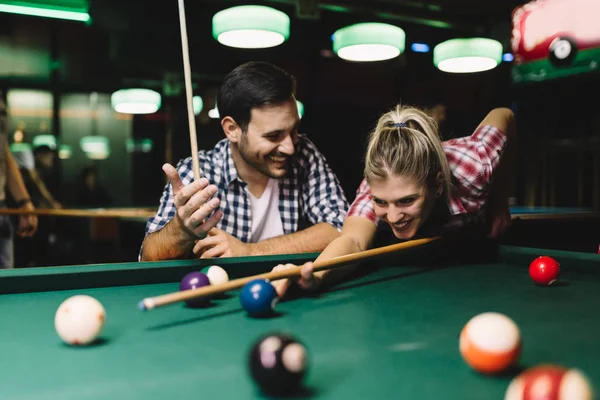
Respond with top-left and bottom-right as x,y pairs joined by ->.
364,104 -> 452,199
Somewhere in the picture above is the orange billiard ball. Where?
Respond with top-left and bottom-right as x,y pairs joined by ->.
459,312 -> 521,374
529,256 -> 560,286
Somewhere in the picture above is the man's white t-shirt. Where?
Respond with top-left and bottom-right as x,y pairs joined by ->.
247,178 -> 284,243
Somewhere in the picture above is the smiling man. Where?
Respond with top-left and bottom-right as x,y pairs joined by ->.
141,62 -> 348,261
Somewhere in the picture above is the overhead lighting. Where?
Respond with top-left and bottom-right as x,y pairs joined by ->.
333,23 -> 406,62
111,89 -> 161,114
502,53 -> 514,62
126,138 -> 153,153
434,38 -> 502,73
193,95 -> 203,116
296,100 -> 304,119
411,43 -> 430,53
33,134 -> 57,149
0,0 -> 90,22
80,136 -> 110,160
58,145 -> 72,159
212,5 -> 290,49
208,107 -> 220,119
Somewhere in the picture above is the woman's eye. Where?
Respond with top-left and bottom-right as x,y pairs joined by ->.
373,199 -> 386,206
398,198 -> 415,205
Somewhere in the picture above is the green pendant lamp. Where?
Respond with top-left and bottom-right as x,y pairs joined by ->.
58,144 -> 72,159
0,0 -> 90,22
296,100 -> 304,119
193,95 -> 203,116
80,136 -> 110,160
434,38 -> 502,73
111,89 -> 161,114
213,5 -> 290,49
333,23 -> 406,62
33,134 -> 57,149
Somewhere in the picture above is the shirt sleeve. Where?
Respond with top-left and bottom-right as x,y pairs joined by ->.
299,138 -> 348,231
347,179 -> 378,224
444,125 -> 508,201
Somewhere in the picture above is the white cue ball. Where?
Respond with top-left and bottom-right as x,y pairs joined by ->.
54,295 -> 106,346
205,265 -> 229,285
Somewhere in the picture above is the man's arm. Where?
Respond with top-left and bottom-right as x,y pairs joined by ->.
5,142 -> 38,237
5,142 -> 33,206
140,163 -> 222,262
141,216 -> 197,261
247,222 -> 339,256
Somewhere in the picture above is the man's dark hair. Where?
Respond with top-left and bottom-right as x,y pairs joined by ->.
33,144 -> 53,156
217,61 -> 296,132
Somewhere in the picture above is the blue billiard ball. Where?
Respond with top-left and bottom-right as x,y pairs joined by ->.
180,271 -> 211,307
240,279 -> 278,317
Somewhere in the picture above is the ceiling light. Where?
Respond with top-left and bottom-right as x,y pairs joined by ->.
212,5 -> 290,49
333,23 -> 406,62
33,134 -> 57,149
0,0 -> 90,22
434,38 -> 502,73
80,136 -> 110,160
193,95 -> 203,116
111,89 -> 161,114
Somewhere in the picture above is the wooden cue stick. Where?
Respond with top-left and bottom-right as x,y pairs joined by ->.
177,0 -> 201,180
0,208 -> 156,218
139,236 -> 440,311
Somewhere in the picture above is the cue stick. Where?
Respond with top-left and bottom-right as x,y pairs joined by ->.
0,208 -> 156,218
138,236 -> 440,311
177,0 -> 201,180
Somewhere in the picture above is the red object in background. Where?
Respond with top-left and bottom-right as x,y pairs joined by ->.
511,0 -> 600,65
529,256 -> 561,285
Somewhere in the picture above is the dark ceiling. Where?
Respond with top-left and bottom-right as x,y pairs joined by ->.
78,0 -> 523,90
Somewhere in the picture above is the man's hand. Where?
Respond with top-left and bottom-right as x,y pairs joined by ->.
270,262 -> 320,298
163,163 -> 222,240
193,228 -> 251,258
17,202 -> 37,238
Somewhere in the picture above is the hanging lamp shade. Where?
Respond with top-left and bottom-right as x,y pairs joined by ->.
193,95 -> 203,116
212,5 -> 290,49
111,89 -> 161,114
433,38 -> 502,73
33,134 -> 57,149
333,23 -> 406,62
0,0 -> 90,22
296,100 -> 304,119
80,136 -> 110,160
58,144 -> 72,159
126,138 -> 153,153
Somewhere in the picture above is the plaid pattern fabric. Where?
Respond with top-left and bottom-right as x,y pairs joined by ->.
347,125 -> 507,232
144,134 -> 348,244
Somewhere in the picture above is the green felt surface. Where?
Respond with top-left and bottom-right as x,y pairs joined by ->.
0,245 -> 599,399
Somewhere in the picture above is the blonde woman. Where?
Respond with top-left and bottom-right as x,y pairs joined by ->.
272,104 -> 516,296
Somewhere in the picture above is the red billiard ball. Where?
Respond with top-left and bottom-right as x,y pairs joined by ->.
529,256 -> 560,286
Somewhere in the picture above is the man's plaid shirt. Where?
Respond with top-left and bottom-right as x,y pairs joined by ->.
144,135 -> 348,245
347,125 -> 508,234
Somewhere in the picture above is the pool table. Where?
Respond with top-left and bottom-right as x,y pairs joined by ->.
0,240 -> 598,399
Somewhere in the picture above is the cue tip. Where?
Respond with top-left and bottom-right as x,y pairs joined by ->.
138,298 -> 155,311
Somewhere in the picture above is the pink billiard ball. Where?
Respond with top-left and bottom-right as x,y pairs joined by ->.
529,256 -> 560,286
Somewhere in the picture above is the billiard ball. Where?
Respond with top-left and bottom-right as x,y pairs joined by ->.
201,265 -> 229,285
54,295 -> 106,346
548,36 -> 578,67
504,364 -> 593,400
460,312 -> 521,374
529,256 -> 560,286
179,271 -> 211,307
239,279 -> 278,317
248,332 -> 308,395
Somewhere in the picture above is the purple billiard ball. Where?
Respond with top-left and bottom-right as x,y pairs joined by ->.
179,271 -> 211,307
